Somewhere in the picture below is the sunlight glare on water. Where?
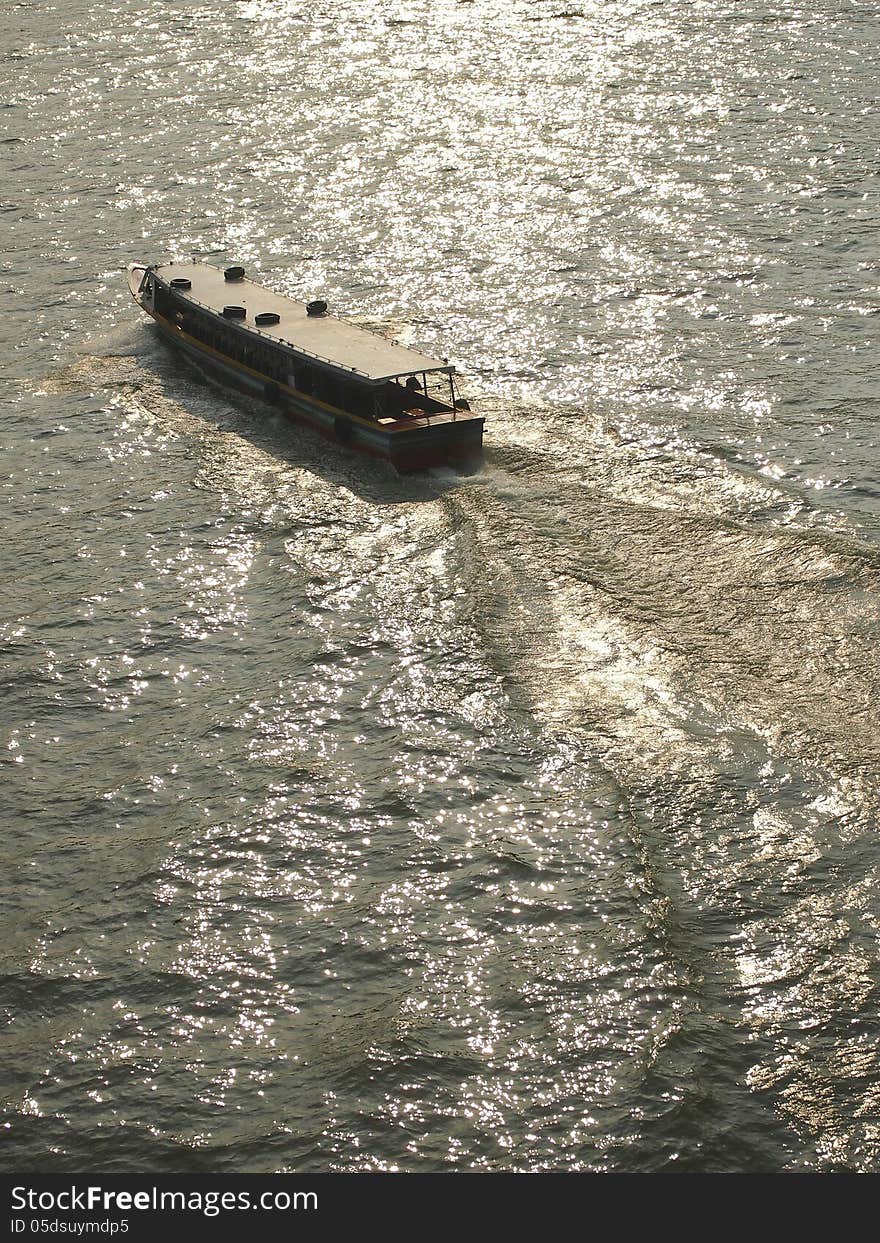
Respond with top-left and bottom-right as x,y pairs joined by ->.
2,0 -> 880,1173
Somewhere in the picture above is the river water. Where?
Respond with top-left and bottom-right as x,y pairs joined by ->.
3,0 -> 880,1173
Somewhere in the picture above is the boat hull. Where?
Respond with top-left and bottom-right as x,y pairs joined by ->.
129,265 -> 483,472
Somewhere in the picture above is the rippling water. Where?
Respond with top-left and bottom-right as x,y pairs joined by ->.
3,0 -> 880,1173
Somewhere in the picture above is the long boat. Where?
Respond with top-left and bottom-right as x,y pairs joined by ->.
126,260 -> 484,471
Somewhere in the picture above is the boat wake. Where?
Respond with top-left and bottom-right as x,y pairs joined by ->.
438,401 -> 880,1168
52,343 -> 880,805
51,339 -> 880,1168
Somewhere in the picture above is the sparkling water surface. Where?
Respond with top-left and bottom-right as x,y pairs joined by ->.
2,0 -> 880,1172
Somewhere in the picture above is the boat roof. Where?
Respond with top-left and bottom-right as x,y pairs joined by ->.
152,261 -> 453,383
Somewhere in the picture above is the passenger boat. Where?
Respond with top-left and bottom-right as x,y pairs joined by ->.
127,260 -> 484,471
